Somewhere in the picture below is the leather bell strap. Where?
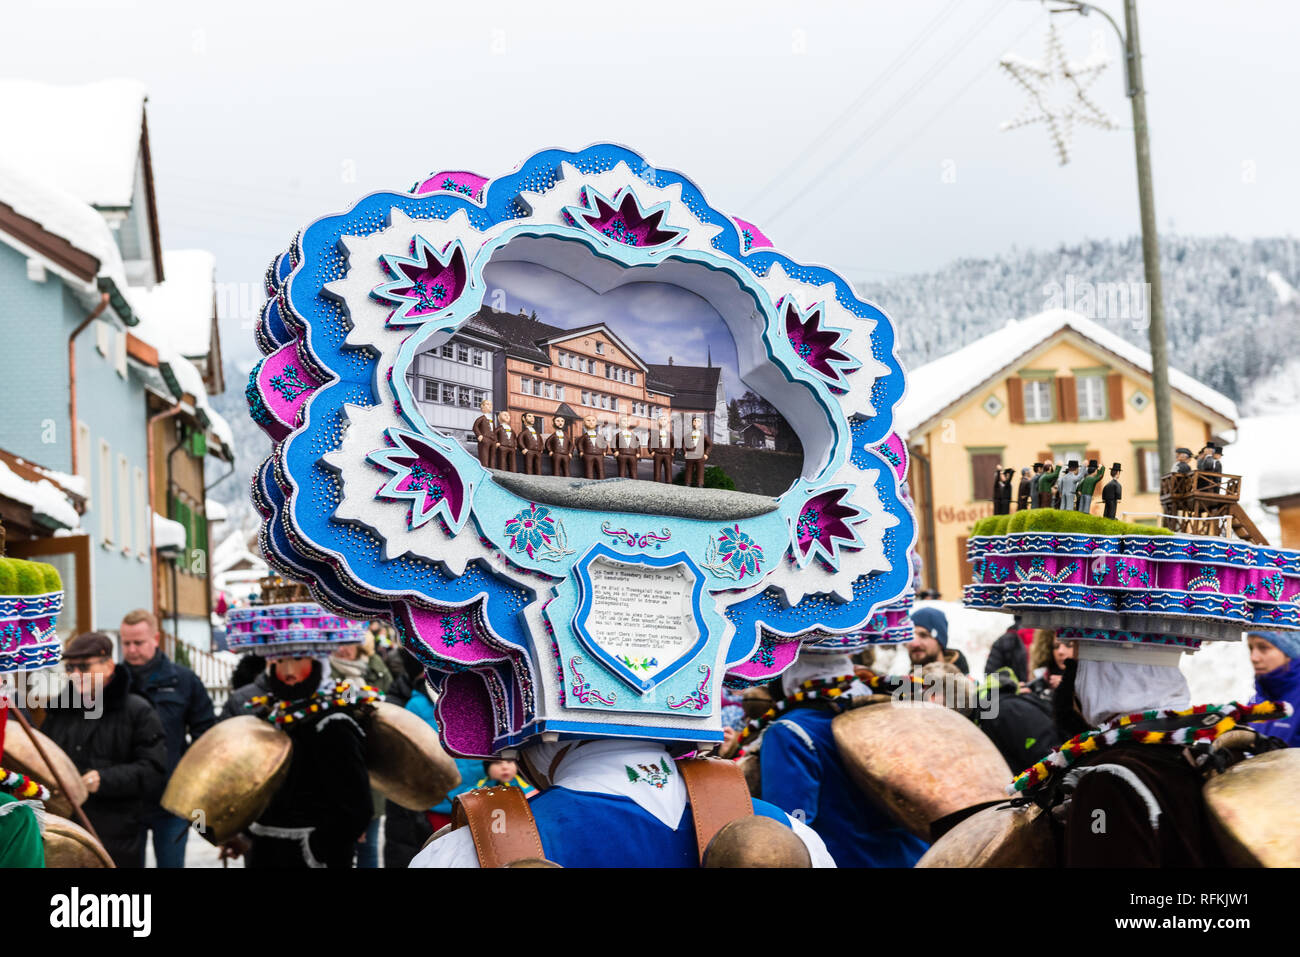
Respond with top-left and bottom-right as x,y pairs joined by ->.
677,757 -> 754,865
453,786 -> 545,868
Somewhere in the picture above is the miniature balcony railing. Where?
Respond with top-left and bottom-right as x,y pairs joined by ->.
1159,471 -> 1241,508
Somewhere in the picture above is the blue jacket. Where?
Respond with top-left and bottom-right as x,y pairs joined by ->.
1250,659 -> 1300,747
760,707 -> 928,867
404,692 -> 485,815
126,650 -> 215,774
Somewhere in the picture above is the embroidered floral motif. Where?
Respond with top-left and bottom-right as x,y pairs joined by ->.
616,654 -> 659,674
568,655 -> 616,706
438,612 -> 474,647
703,524 -> 765,580
269,364 -> 311,402
504,503 -> 573,562
1187,568 -> 1220,591
626,757 -> 673,789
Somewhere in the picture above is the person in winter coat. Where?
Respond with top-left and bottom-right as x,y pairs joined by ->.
758,654 -> 929,867
1247,630 -> 1300,747
42,633 -> 167,868
908,607 -> 969,674
120,609 -> 215,868
970,670 -> 1060,775
223,657 -> 374,868
1027,631 -> 1074,704
984,620 -> 1029,682
220,665 -> 271,719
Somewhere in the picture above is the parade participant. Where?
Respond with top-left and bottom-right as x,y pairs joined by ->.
578,412 -> 606,478
519,412 -> 542,475
42,633 -> 167,868
228,655 -> 376,868
1037,460 -> 1061,508
1017,466 -> 1035,511
1056,460 -> 1082,511
683,415 -> 711,487
545,415 -> 572,476
1247,630 -> 1300,747
909,607 -> 969,674
494,410 -> 518,472
120,608 -> 215,869
0,705 -> 47,867
650,411 -> 675,483
613,413 -> 640,478
992,468 -> 1013,515
249,145 -> 916,870
1101,462 -> 1123,519
472,398 -> 495,468
1074,460 -> 1106,513
752,652 -> 929,867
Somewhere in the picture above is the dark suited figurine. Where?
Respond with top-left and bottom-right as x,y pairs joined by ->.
992,468 -> 1014,515
545,415 -> 572,476
1173,446 -> 1194,475
472,399 -> 495,468
1102,462 -> 1123,520
682,416 -> 711,488
613,413 -> 640,479
578,414 -> 606,479
649,412 -> 675,483
494,411 -> 517,472
1017,466 -> 1035,512
519,412 -> 542,475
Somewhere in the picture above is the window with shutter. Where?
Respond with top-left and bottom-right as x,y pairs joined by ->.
970,452 -> 1002,501
1076,375 -> 1106,420
1057,377 -> 1078,422
1023,380 -> 1053,422
1107,373 -> 1125,420
134,468 -> 148,558
117,455 -> 131,554
1006,378 -> 1024,423
98,440 -> 114,545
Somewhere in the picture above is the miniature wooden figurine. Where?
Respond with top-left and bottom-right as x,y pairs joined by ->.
992,468 -> 1014,515
546,415 -> 572,476
1057,460 -> 1082,511
1037,460 -> 1061,508
494,411 -> 517,472
650,411 -> 675,483
613,413 -> 640,479
472,398 -> 495,468
520,412 -> 542,475
1016,466 -> 1034,512
1076,459 -> 1106,513
683,415 -> 711,488
1102,462 -> 1123,520
1173,447 -> 1194,474
579,413 -> 606,479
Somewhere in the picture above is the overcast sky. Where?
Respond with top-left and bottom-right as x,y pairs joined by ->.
6,0 -> 1296,366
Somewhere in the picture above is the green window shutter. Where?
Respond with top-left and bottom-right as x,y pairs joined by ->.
191,431 -> 207,458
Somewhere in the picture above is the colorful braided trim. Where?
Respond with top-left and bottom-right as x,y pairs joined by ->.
1011,699 -> 1293,793
0,766 -> 50,802
246,680 -> 383,727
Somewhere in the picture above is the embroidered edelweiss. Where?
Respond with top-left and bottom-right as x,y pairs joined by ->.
1186,569 -> 1220,592
372,236 -> 468,326
626,758 -> 673,789
562,185 -> 685,248
779,297 -> 859,388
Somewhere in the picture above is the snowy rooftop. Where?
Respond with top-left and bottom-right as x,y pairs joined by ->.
0,79 -> 147,209
153,512 -> 187,552
0,159 -> 128,291
0,459 -> 80,530
130,250 -> 216,358
896,309 -> 1239,437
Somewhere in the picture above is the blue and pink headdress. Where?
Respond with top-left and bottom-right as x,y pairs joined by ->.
245,145 -> 915,757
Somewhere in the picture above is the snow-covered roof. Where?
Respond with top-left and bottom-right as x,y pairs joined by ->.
0,159 -> 129,292
0,459 -> 80,530
125,286 -> 233,452
0,79 -> 147,209
206,498 -> 228,522
130,250 -> 216,358
897,309 -> 1239,437
153,512 -> 187,552
212,530 -> 267,577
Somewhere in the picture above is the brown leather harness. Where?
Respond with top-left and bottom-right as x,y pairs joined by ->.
449,757 -> 754,867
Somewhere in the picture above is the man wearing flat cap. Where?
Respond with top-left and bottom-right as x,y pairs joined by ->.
42,632 -> 167,868
1173,447 -> 1194,475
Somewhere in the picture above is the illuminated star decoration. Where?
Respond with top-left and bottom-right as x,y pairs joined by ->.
999,21 -> 1117,166
562,186 -> 686,249
780,297 -> 860,388
369,428 -> 470,531
372,236 -> 468,326
790,486 -> 866,568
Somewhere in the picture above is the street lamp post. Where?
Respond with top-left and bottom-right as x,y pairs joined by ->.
1053,0 -> 1172,473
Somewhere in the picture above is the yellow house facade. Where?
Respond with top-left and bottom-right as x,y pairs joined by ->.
896,310 -> 1237,600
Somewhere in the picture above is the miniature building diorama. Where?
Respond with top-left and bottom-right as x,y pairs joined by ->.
896,310 -> 1237,599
